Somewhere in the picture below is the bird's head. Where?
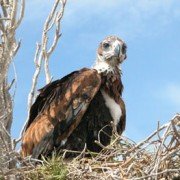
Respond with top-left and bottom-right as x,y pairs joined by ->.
96,36 -> 127,68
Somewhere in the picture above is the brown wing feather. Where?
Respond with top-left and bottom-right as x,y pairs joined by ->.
21,68 -> 101,157
24,70 -> 79,132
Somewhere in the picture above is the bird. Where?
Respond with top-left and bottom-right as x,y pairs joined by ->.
21,35 -> 127,159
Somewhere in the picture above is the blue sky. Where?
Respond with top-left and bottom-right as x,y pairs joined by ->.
11,0 -> 180,142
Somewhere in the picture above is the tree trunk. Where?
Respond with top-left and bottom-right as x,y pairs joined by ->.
0,0 -> 25,169
0,38 -> 14,169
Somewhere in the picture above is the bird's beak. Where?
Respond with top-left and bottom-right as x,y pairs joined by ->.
114,44 -> 120,57
104,43 -> 120,60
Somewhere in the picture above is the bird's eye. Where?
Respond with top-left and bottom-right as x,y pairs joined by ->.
122,44 -> 127,54
103,43 -> 110,49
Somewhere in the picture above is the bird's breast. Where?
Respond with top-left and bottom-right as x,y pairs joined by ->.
100,89 -> 122,126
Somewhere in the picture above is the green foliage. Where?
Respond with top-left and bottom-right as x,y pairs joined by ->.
27,154 -> 68,180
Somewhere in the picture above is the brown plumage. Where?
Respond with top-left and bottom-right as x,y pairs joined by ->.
21,35 -> 127,158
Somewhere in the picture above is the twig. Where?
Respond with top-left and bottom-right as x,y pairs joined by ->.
20,0 -> 67,138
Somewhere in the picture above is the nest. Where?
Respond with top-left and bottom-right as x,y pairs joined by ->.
0,114 -> 180,180
66,114 -> 180,179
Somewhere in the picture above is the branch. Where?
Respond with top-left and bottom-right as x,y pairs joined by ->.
20,0 -> 67,137
15,0 -> 25,30
0,0 -> 24,137
43,0 -> 67,84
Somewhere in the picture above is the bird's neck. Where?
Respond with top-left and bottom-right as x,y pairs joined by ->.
93,60 -> 123,102
93,59 -> 120,73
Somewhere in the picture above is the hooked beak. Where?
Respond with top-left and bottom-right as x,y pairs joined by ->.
114,44 -> 120,57
104,44 -> 120,60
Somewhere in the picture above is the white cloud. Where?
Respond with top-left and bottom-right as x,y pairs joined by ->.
63,0 -> 180,40
26,0 -> 179,22
24,0 -> 180,41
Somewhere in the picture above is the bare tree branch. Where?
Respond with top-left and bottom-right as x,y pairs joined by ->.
43,0 -> 66,84
20,0 -> 67,137
0,0 -> 24,169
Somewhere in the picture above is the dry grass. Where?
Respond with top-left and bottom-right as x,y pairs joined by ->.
0,114 -> 180,179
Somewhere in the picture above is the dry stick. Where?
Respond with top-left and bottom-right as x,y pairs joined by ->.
121,141 -> 151,168
10,65 -> 20,149
0,125 -> 10,151
171,117 -> 180,143
0,1 -> 24,84
152,116 -> 179,178
133,169 -> 180,180
43,0 -> 60,83
44,0 -> 67,84
157,121 -> 162,142
0,17 -> 11,20
1,2 -> 8,20
160,147 -> 180,162
15,0 -> 25,30
126,114 -> 180,155
74,143 -> 87,160
10,0 -> 18,27
20,0 -> 67,138
140,117 -> 179,178
151,122 -> 172,177
66,114 -> 179,179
